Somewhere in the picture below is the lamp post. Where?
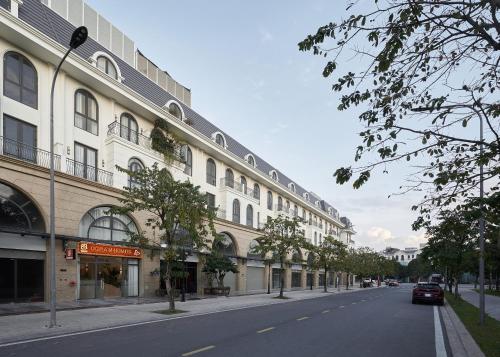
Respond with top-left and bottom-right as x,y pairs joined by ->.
49,26 -> 88,328
479,113 -> 485,325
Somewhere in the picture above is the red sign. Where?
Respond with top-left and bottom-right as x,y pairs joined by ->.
65,248 -> 75,260
77,242 -> 142,259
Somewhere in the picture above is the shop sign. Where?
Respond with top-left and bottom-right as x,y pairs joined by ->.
65,248 -> 76,260
77,242 -> 143,259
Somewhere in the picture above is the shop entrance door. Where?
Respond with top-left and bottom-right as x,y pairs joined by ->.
79,256 -> 124,299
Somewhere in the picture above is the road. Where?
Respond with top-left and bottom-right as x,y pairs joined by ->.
0,284 -> 448,357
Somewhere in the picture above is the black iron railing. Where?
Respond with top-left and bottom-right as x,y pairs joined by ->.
220,178 -> 259,202
107,121 -> 152,150
66,158 -> 113,186
0,136 -> 60,170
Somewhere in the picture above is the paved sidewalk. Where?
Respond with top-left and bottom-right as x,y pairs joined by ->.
0,286 -> 378,345
457,285 -> 500,321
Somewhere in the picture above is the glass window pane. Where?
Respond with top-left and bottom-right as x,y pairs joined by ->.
74,144 -> 84,163
97,57 -> 106,72
5,55 -> 20,83
75,92 -> 85,114
88,98 -> 97,120
75,113 -> 84,130
86,148 -> 96,167
4,81 -> 20,102
107,63 -> 117,79
21,89 -> 37,108
22,61 -> 36,90
88,120 -> 98,135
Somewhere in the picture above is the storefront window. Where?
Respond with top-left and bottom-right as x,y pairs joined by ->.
0,181 -> 44,232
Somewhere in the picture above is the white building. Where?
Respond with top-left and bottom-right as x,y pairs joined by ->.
0,0 -> 355,303
381,244 -> 426,266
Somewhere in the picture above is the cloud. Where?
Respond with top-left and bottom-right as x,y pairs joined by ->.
355,226 -> 428,251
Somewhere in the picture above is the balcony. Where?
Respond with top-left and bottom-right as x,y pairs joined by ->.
216,208 -> 227,220
274,204 -> 290,215
220,178 -> 260,203
0,136 -> 61,170
66,158 -> 113,187
107,121 -> 152,151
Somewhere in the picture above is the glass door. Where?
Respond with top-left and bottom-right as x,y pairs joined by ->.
79,256 -> 97,299
97,257 -> 123,298
3,115 -> 36,162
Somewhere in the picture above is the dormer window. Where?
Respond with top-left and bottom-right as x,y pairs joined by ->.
97,56 -> 117,80
270,170 -> 278,181
168,103 -> 182,119
303,192 -> 309,201
212,132 -> 227,148
90,52 -> 123,82
288,182 -> 296,193
245,154 -> 256,167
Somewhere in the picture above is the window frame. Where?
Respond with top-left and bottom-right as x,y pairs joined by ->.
128,158 -> 144,188
246,204 -> 253,227
232,199 -> 240,224
120,113 -> 138,144
184,146 -> 193,176
74,142 -> 98,181
74,89 -> 99,135
96,55 -> 118,80
3,52 -> 38,109
206,158 -> 217,186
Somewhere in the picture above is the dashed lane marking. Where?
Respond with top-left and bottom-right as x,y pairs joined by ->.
296,317 -> 310,321
182,345 -> 215,356
322,310 -> 330,314
339,306 -> 345,309
257,327 -> 275,334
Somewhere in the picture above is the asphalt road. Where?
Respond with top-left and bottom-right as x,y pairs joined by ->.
0,284 -> 446,357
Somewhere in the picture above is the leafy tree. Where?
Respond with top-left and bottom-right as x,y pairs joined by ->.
299,1 -> 499,228
110,163 -> 216,312
202,248 -> 239,290
422,209 -> 478,297
314,236 -> 347,292
339,247 -> 357,290
407,256 -> 433,283
255,216 -> 309,298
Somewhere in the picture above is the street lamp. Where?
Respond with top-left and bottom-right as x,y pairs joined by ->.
49,26 -> 88,328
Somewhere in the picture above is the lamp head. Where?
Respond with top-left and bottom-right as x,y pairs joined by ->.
70,26 -> 88,49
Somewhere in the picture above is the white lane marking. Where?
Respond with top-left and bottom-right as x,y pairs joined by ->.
351,302 -> 357,305
257,327 -> 275,334
0,297 -> 316,348
339,306 -> 345,309
322,310 -> 330,314
434,306 -> 446,357
361,300 -> 366,302
296,316 -> 309,321
182,345 -> 215,356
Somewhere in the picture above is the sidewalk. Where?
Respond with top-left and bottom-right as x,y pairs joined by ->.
0,286 -> 376,345
458,285 -> 500,321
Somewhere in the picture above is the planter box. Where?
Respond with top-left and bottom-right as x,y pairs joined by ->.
204,287 -> 231,296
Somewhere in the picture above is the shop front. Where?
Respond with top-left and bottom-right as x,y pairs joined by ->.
77,242 -> 142,300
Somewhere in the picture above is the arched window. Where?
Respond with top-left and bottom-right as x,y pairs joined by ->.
184,147 -> 192,176
286,200 -> 290,211
215,133 -> 225,147
206,158 -> 216,186
292,250 -> 302,264
3,52 -> 37,108
74,89 -> 98,135
271,170 -> 278,181
253,183 -> 260,200
289,183 -> 296,192
225,169 -> 234,188
246,204 -> 253,227
0,181 -> 44,232
240,176 -> 247,194
168,102 -> 182,120
246,154 -> 255,167
277,196 -> 283,211
232,199 -> 240,224
304,193 -> 309,201
97,55 -> 118,80
247,240 -> 261,259
308,212 -> 312,225
302,208 -> 306,220
120,113 -> 138,144
314,232 -> 317,245
128,158 -> 144,188
267,191 -> 273,210
294,204 -> 298,217
213,232 -> 236,256
79,206 -> 138,241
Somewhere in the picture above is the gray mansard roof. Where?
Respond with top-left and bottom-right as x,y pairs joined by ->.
12,0 -> 347,222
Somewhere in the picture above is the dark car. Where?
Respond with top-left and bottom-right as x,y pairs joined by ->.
412,282 -> 444,305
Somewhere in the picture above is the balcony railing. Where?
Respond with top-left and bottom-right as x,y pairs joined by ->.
274,204 -> 290,215
66,158 -> 113,186
107,121 -> 152,150
220,178 -> 259,202
0,136 -> 60,170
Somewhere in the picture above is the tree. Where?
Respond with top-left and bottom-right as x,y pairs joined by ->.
407,256 -> 433,283
255,216 -> 309,298
202,247 -> 238,292
111,163 -> 216,312
339,247 -> 357,290
299,1 -> 499,229
422,209 -> 478,297
314,236 -> 347,292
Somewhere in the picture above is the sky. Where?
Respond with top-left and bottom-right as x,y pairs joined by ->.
86,0 -> 428,251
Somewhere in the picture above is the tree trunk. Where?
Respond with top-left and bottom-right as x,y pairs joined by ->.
489,270 -> 493,290
324,266 -> 328,293
279,261 -> 285,298
346,273 -> 349,290
454,277 -> 459,298
165,270 -> 175,312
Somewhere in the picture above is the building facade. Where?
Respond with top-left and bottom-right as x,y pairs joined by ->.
0,0 -> 355,303
381,244 -> 426,266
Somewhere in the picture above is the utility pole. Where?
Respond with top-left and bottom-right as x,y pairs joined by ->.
479,113 -> 485,325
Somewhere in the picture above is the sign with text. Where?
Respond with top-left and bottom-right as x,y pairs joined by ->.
77,242 -> 142,259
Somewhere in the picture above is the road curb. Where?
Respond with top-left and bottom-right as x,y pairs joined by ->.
440,299 -> 485,357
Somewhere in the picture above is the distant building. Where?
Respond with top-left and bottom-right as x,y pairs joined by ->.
381,243 -> 426,266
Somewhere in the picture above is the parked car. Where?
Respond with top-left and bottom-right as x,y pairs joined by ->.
388,280 -> 399,287
362,279 -> 373,288
412,282 -> 444,305
429,274 -> 443,284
